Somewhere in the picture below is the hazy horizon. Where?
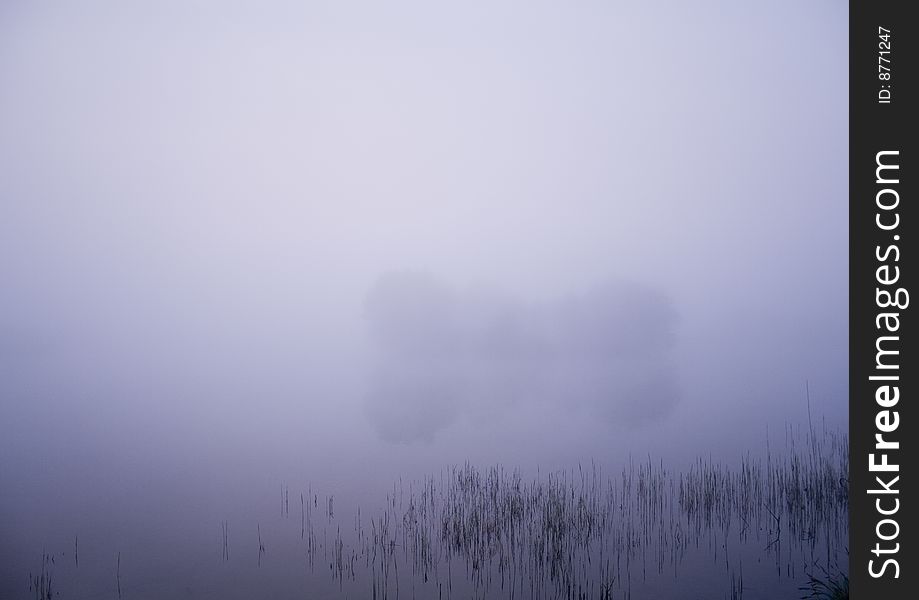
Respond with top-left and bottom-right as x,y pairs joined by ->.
1,1 -> 848,597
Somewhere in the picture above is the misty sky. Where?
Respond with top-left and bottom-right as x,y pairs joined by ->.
1,0 -> 847,511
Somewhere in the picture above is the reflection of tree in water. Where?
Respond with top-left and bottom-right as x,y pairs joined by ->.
363,271 -> 682,442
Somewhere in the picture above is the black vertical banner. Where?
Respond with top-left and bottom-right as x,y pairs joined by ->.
850,1 -> 915,598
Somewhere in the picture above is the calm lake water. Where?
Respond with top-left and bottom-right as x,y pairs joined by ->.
6,428 -> 846,600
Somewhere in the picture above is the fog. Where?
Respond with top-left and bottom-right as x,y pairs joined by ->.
365,272 -> 680,442
1,1 -> 846,596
